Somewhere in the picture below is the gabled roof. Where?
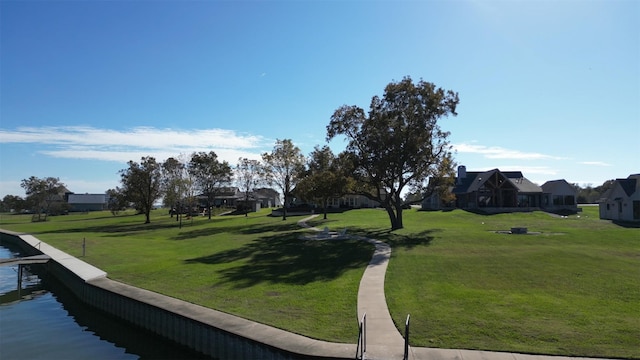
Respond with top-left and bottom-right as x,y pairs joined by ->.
617,174 -> 639,197
541,179 -> 576,194
453,168 -> 542,194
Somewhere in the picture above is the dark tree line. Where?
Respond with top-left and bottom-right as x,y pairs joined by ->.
574,181 -> 616,204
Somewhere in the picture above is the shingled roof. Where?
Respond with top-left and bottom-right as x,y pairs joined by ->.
453,169 -> 542,194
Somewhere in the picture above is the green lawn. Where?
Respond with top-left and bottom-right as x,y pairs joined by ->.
1,206 -> 638,358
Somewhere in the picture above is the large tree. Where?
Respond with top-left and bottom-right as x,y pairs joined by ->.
119,156 -> 163,224
262,139 -> 306,220
188,151 -> 233,220
162,156 -> 197,226
236,157 -> 263,216
327,76 -> 459,230
296,145 -> 351,219
20,176 -> 67,222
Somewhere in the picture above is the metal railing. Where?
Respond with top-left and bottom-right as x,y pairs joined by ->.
355,313 -> 366,360
403,314 -> 410,360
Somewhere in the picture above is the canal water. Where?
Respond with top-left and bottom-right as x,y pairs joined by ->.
0,244 -> 211,359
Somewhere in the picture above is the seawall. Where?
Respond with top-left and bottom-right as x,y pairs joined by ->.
0,229 -> 355,360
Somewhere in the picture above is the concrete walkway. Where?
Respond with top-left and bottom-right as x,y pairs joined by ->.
297,215 -> 615,360
298,215 -> 404,359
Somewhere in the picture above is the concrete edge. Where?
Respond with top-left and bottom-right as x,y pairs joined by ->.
0,229 -> 356,359
88,277 -> 356,358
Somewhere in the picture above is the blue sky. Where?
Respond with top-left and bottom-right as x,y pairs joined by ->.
1,0 -> 638,198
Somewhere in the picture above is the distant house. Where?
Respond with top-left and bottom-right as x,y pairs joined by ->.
599,174 -> 640,222
541,179 -> 578,213
422,166 -> 577,214
252,188 -> 281,208
67,193 -> 108,212
452,167 -> 543,211
325,194 -> 381,209
196,187 -> 280,212
236,188 -> 281,212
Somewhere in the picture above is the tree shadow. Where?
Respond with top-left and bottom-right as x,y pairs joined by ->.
29,221 -> 181,236
184,232 -> 373,288
170,219 -> 303,241
345,227 -> 438,250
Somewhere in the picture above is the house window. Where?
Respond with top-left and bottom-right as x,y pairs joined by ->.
633,201 -> 640,220
564,195 -> 575,205
553,195 -> 563,205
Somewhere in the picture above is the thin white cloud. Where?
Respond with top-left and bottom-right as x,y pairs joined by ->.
0,126 -> 268,164
453,143 -> 566,160
579,161 -> 612,167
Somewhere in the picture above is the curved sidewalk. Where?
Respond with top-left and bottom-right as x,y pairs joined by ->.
298,215 -> 404,359
297,215 -> 616,360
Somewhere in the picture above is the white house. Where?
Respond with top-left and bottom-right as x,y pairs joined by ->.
599,174 -> 640,222
541,179 -> 578,213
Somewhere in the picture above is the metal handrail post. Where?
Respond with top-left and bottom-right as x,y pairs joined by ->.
363,313 -> 366,354
355,313 -> 366,360
404,314 -> 410,360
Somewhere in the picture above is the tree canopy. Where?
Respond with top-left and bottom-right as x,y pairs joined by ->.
119,156 -> 163,224
327,76 -> 459,229
188,151 -> 233,220
262,139 -> 305,220
295,145 -> 351,219
20,176 -> 68,221
236,157 -> 263,216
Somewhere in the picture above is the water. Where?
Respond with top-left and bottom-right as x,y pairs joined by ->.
0,244 -> 211,359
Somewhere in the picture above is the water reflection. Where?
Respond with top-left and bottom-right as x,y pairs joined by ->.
0,243 -> 212,360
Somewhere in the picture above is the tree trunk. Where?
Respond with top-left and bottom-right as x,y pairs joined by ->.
282,194 -> 287,221
385,204 -> 404,230
394,205 -> 404,230
144,210 -> 151,224
207,197 -> 212,220
323,198 -> 328,220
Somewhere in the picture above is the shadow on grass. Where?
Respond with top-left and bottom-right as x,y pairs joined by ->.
612,220 -> 640,228
347,227 -> 439,250
171,219 -> 302,240
37,221 -> 182,236
184,232 -> 373,288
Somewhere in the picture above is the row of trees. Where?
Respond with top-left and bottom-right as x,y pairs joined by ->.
110,139 -> 347,225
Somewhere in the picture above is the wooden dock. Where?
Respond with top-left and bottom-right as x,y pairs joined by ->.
0,254 -> 51,267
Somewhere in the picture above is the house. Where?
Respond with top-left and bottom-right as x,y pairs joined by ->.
196,187 -> 280,212
599,174 -> 640,222
325,194 -> 381,209
67,193 -> 108,212
252,188 -> 281,208
236,188 -> 281,212
452,166 -> 543,211
541,179 -> 578,213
